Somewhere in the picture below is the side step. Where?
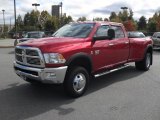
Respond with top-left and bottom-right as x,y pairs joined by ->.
94,64 -> 130,78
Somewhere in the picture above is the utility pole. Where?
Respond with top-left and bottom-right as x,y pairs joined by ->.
32,3 -> 40,31
59,2 -> 63,26
2,9 -> 5,34
14,0 -> 17,40
121,7 -> 128,21
10,18 -> 11,31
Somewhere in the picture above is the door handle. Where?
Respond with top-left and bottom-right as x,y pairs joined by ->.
108,43 -> 114,46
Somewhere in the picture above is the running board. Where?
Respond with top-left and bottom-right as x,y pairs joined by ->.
94,64 -> 130,78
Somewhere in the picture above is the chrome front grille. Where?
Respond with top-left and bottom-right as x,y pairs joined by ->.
15,46 -> 45,68
26,57 -> 41,65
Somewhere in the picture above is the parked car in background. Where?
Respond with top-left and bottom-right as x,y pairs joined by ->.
127,31 -> 145,38
14,31 -> 46,46
152,32 -> 160,49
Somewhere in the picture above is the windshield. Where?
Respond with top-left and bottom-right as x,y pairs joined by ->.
24,32 -> 43,38
52,23 -> 95,38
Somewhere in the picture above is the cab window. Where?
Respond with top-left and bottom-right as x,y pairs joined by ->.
111,26 -> 125,38
94,25 -> 109,37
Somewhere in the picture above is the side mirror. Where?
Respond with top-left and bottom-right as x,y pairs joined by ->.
108,29 -> 115,40
93,36 -> 109,41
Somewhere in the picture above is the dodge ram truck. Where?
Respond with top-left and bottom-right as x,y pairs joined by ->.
14,21 -> 153,97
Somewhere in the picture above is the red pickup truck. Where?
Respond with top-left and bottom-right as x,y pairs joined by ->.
14,21 -> 153,97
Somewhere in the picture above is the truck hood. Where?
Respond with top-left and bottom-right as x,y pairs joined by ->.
18,37 -> 86,53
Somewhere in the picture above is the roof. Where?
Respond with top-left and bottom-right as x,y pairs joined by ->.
70,21 -> 123,26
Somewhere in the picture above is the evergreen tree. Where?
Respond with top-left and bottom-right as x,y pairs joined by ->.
138,16 -> 147,30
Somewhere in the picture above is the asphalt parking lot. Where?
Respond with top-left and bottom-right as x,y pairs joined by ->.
0,48 -> 160,120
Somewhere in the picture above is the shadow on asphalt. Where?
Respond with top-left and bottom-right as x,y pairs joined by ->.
153,50 -> 160,55
8,51 -> 14,54
0,66 -> 145,120
87,66 -> 145,94
0,83 -> 75,120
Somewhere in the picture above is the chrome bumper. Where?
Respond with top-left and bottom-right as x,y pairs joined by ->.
14,61 -> 68,84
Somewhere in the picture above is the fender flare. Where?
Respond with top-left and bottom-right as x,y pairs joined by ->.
65,52 -> 93,72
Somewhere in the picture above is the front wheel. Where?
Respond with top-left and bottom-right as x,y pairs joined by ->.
64,66 -> 89,98
135,52 -> 152,71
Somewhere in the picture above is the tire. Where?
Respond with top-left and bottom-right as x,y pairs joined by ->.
64,66 -> 89,98
135,52 -> 152,71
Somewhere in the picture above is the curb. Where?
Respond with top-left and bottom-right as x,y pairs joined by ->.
0,46 -> 14,48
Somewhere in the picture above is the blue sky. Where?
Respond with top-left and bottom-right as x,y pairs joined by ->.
0,0 -> 160,24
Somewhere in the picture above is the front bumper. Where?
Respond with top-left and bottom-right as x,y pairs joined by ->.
14,61 -> 68,84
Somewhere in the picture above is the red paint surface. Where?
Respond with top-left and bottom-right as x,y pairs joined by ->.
18,22 -> 152,73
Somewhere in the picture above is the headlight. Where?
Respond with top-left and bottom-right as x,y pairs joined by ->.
43,53 -> 66,64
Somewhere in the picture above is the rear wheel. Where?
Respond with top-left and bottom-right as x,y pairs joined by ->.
135,52 -> 151,71
64,66 -> 89,98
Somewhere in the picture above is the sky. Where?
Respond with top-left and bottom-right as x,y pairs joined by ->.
0,0 -> 160,24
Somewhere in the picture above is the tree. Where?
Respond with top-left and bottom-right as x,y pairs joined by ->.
62,15 -> 73,26
147,20 -> 157,32
138,16 -> 147,30
30,10 -> 40,25
128,9 -> 133,20
17,15 -> 23,27
104,18 -> 109,21
118,10 -> 128,22
39,10 -> 51,29
23,10 -> 42,31
93,17 -> 103,21
24,12 -> 30,26
16,15 -> 24,31
123,20 -> 136,31
44,16 -> 59,31
77,16 -> 87,21
109,12 -> 122,22
109,12 -> 117,21
146,12 -> 160,32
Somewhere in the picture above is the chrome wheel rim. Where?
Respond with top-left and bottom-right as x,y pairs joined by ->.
73,73 -> 86,93
146,53 -> 151,68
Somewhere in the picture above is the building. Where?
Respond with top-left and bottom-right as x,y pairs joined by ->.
51,5 -> 60,18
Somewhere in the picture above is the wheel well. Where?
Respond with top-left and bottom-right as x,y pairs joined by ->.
67,56 -> 92,74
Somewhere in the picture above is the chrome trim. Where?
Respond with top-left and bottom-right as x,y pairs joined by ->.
108,43 -> 114,46
73,73 -> 86,93
124,42 -> 129,44
14,61 -> 68,84
15,46 -> 45,68
94,64 -> 130,78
